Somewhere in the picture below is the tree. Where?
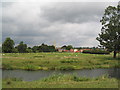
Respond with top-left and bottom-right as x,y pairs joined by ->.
17,41 -> 27,53
48,45 -> 56,52
39,43 -> 49,52
32,46 -> 39,53
38,43 -> 56,52
2,37 -> 15,53
96,4 -> 120,58
26,47 -> 33,53
66,45 -> 73,50
61,45 -> 67,49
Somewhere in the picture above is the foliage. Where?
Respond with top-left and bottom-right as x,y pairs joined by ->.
2,37 -> 15,53
32,46 -> 39,53
61,45 -> 73,50
17,41 -> 27,53
24,64 -> 38,71
82,50 -> 110,54
96,5 -> 120,58
58,66 -> 75,70
82,50 -> 92,54
39,43 -> 56,52
26,47 -> 33,53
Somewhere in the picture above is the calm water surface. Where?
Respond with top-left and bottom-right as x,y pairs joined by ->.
2,68 -> 120,81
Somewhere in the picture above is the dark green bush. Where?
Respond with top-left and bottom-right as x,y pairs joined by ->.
60,60 -> 78,63
24,64 -> 38,71
90,50 -> 110,54
82,50 -> 92,53
82,50 -> 110,54
58,66 -> 75,70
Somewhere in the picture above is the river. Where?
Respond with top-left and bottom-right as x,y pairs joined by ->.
2,68 -> 120,81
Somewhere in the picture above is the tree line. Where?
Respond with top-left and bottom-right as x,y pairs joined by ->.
2,37 -> 98,53
2,37 -> 57,53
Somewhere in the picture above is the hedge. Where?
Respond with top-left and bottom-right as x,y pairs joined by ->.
82,50 -> 110,54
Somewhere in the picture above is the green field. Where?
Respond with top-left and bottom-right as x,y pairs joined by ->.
2,74 -> 119,88
2,53 -> 120,88
2,53 -> 120,70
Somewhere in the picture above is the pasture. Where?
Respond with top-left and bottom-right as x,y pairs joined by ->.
2,52 -> 120,70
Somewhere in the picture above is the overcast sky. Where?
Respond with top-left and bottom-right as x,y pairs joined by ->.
2,2 -> 118,47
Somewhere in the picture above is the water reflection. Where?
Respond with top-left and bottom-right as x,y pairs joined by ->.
2,68 -> 120,81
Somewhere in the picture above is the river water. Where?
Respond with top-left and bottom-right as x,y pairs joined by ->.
2,68 -> 120,81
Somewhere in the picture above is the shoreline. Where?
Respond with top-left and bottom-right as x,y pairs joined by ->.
1,67 -> 120,71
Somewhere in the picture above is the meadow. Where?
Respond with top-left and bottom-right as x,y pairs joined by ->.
2,52 -> 120,70
2,52 -> 120,88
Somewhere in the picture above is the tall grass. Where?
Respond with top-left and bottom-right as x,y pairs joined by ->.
2,74 -> 118,88
2,53 -> 120,70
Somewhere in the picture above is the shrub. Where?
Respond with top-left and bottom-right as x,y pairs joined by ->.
90,50 -> 110,54
24,64 -> 38,71
60,60 -> 78,63
58,66 -> 75,70
82,50 -> 92,53
82,50 -> 110,54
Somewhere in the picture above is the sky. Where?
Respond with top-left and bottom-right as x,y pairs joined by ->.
1,1 -> 118,47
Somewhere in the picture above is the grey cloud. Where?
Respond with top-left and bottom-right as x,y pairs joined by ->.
41,2 -> 116,23
2,2 -> 118,47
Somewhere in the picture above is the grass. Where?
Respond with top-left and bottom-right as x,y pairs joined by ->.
2,52 -> 120,70
2,74 -> 119,88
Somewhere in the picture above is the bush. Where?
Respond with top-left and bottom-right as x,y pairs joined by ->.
58,66 -> 75,70
73,76 -> 90,81
24,64 -> 38,71
82,50 -> 92,54
60,60 -> 78,63
82,50 -> 110,54
90,50 -> 110,54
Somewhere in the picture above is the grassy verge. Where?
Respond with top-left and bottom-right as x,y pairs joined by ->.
2,74 -> 119,88
2,53 -> 120,70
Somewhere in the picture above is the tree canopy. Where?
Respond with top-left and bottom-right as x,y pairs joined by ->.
96,4 -> 120,58
2,37 -> 15,53
17,41 -> 27,53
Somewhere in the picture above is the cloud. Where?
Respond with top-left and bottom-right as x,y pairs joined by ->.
2,2 -> 118,47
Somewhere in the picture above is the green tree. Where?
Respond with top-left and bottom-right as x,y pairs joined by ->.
17,41 -> 27,53
48,45 -> 56,52
32,46 -> 39,53
26,47 -> 33,53
39,43 -> 48,52
61,45 -> 67,49
2,37 -> 15,53
66,45 -> 73,50
38,43 -> 56,52
96,5 -> 120,58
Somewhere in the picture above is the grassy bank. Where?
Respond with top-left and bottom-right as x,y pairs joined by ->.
2,53 -> 120,70
2,74 -> 119,88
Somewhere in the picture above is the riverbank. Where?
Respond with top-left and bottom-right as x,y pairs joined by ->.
2,74 -> 119,88
2,53 -> 120,70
